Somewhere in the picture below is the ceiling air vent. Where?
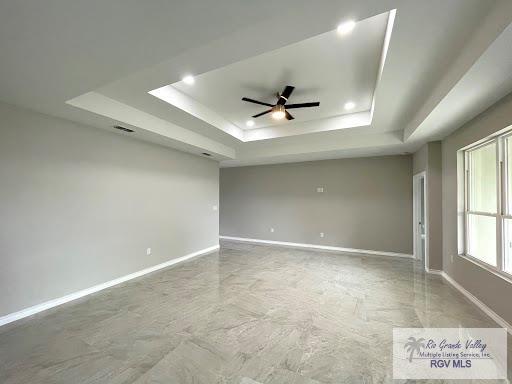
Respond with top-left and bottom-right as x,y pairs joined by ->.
202,152 -> 212,157
113,125 -> 134,133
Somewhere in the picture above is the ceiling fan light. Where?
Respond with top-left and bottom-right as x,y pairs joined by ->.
272,111 -> 285,120
271,105 -> 286,120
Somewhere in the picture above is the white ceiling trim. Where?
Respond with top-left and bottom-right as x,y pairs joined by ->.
31,1 -> 504,166
403,0 -> 512,141
148,10 -> 396,143
404,20 -> 512,142
148,85 -> 245,141
370,9 -> 396,122
67,92 -> 236,159
244,111 -> 371,141
222,130 -> 406,167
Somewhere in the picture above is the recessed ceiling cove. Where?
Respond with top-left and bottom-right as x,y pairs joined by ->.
149,10 -> 395,142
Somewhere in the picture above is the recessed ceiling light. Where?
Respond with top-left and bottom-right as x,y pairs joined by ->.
182,75 -> 195,85
337,20 -> 356,35
344,101 -> 356,110
246,120 -> 255,127
271,105 -> 286,120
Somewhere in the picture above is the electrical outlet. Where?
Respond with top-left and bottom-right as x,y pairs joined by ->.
316,187 -> 324,193
320,232 -> 324,238
146,248 -> 152,256
270,228 -> 274,233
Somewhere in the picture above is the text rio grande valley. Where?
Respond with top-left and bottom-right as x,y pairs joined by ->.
417,338 -> 491,368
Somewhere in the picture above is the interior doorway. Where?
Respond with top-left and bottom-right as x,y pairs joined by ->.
413,171 -> 428,270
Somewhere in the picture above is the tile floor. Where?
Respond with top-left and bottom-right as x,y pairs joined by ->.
0,240 -> 510,383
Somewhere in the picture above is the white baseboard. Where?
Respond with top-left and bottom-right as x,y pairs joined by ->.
426,268 -> 443,275
0,244 -> 219,327
220,236 -> 414,259
426,270 -> 512,336
4,242 -> 509,337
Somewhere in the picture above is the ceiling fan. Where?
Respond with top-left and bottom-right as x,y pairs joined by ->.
242,85 -> 320,121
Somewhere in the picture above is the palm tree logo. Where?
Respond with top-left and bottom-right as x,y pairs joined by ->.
404,336 -> 425,362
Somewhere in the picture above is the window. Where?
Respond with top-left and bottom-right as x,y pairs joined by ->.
462,132 -> 512,277
465,141 -> 497,266
504,135 -> 512,274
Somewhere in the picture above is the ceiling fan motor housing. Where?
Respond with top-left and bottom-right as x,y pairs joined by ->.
242,85 -> 320,121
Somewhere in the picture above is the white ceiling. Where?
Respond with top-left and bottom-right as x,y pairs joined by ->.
1,0 -> 511,166
168,11 -> 389,131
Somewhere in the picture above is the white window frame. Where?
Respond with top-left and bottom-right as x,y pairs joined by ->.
460,131 -> 512,282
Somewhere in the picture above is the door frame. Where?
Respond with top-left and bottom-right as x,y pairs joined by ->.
413,171 -> 429,270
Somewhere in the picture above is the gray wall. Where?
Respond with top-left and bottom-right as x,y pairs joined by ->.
413,144 -> 428,175
443,92 -> 512,325
427,142 -> 443,270
412,142 -> 443,270
0,102 -> 219,316
220,156 -> 413,254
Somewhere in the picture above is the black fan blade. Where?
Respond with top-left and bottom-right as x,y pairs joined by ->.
242,97 -> 273,107
277,85 -> 295,105
285,110 -> 294,120
285,102 -> 320,109
252,109 -> 272,118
